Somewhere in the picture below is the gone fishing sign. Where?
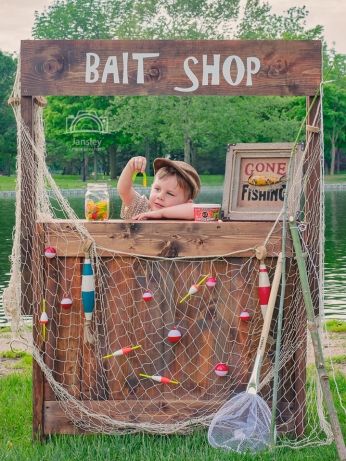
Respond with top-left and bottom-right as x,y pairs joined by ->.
222,143 -> 303,221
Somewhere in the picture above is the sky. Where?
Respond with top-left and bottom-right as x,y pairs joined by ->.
0,0 -> 345,55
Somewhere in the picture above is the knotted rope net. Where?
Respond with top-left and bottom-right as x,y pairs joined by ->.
2,67 -> 345,451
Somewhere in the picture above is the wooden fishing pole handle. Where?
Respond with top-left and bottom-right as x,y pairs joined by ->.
247,252 -> 283,392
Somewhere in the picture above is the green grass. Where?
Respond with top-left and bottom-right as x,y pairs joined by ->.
1,171 -> 346,192
325,320 -> 346,333
0,361 -> 344,461
0,174 -> 225,191
324,173 -> 346,184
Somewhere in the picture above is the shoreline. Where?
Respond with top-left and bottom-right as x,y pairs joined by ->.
1,183 -> 346,198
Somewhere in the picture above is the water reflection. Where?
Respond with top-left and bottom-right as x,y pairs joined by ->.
0,190 -> 345,322
324,191 -> 346,320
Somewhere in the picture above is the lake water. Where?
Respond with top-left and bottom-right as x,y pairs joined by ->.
0,189 -> 345,323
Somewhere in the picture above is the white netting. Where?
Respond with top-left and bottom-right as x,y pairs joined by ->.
208,392 -> 272,452
3,65 -> 345,451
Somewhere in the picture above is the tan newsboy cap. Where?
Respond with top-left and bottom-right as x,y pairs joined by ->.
153,158 -> 201,199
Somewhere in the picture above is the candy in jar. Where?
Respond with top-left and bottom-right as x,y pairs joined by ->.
85,183 -> 110,221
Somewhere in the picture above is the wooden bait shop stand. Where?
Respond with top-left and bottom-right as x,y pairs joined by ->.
18,39 -> 322,439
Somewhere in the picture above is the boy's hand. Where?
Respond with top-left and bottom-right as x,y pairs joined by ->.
133,210 -> 163,220
130,156 -> 146,174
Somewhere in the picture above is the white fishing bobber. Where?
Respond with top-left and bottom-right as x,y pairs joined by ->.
60,297 -> 73,309
39,312 -> 48,325
44,246 -> 56,258
167,327 -> 182,344
142,291 -> 153,302
214,362 -> 229,377
240,311 -> 251,322
206,277 -> 217,288
188,284 -> 199,295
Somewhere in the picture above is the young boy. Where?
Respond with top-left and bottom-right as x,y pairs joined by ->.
117,156 -> 201,220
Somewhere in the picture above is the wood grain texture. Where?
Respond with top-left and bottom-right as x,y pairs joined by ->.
42,220 -> 288,258
21,40 -> 321,96
43,399 -> 295,434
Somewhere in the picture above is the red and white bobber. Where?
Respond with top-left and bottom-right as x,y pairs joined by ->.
167,327 -> 182,344
214,362 -> 229,377
240,310 -> 251,322
44,246 -> 56,258
39,311 -> 48,325
60,296 -> 73,309
258,260 -> 271,318
206,276 -> 217,288
188,284 -> 199,295
142,291 -> 153,302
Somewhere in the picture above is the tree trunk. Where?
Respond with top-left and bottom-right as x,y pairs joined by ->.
184,134 -> 192,164
191,142 -> 197,168
145,139 -> 151,176
109,145 -> 117,179
336,149 -> 340,173
330,128 -> 337,176
93,150 -> 98,180
82,151 -> 88,182
330,143 -> 336,176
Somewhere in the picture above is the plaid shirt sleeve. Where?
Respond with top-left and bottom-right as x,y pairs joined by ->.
120,191 -> 150,219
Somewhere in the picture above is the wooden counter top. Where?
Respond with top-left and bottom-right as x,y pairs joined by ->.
38,219 -> 287,258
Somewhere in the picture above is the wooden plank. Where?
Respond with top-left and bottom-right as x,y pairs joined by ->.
21,40 -> 321,96
42,220 -> 288,258
101,257 -> 134,400
43,248 -> 59,401
55,256 -> 82,399
32,223 -> 45,440
43,399 -> 296,434
304,96 -> 321,317
20,96 -> 35,315
133,258 -> 170,400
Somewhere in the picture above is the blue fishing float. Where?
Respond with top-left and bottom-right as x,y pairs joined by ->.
82,254 -> 95,344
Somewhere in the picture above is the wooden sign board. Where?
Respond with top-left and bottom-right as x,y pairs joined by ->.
222,142 -> 304,221
20,40 -> 321,96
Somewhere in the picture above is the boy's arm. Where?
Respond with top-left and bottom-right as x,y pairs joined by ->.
133,202 -> 195,220
117,156 -> 146,206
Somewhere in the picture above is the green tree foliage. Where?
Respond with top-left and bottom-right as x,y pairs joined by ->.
0,51 -> 17,176
323,51 -> 346,175
31,0 -> 344,176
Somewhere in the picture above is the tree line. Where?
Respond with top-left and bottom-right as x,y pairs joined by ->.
0,0 -> 345,178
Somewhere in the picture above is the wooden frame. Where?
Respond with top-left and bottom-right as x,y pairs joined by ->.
17,39 -> 322,440
222,142 -> 304,221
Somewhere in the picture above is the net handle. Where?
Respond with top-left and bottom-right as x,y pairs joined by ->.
247,252 -> 283,394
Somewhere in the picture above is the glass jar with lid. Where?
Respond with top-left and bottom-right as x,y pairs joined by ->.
85,183 -> 110,221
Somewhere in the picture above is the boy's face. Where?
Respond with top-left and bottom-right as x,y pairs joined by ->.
149,174 -> 191,211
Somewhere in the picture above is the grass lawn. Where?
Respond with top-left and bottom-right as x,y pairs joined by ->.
0,351 -> 345,461
0,174 -> 225,191
1,172 -> 346,191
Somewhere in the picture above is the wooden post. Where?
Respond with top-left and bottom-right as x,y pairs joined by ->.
305,95 -> 322,315
20,96 -> 35,315
293,95 -> 321,436
32,224 -> 45,440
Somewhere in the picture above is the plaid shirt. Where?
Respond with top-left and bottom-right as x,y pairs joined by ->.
120,191 -> 150,219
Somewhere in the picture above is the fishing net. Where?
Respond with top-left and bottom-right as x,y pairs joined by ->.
2,65 -> 345,452
208,392 -> 272,452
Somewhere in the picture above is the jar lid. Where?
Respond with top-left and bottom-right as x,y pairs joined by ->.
87,182 -> 108,189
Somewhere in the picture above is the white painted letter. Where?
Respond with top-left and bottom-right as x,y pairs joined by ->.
85,53 -> 100,83
202,54 -> 220,86
223,55 -> 245,86
101,56 -> 120,83
122,52 -> 128,84
174,57 -> 199,93
246,57 -> 260,86
132,53 -> 160,84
